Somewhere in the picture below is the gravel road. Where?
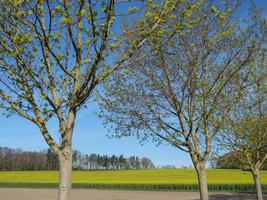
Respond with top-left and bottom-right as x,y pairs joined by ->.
0,188 -> 266,200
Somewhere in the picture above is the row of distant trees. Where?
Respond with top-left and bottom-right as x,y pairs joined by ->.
3,145 -> 267,171
72,150 -> 155,170
0,147 -> 50,171
0,147 -> 155,171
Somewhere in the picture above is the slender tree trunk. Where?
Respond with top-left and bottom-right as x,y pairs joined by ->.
196,161 -> 209,200
252,169 -> 263,200
58,147 -> 72,200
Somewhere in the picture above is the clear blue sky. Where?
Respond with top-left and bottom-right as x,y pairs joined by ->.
0,0 -> 266,168
0,105 -> 191,168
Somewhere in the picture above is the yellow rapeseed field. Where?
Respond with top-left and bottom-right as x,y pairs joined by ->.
0,169 -> 266,184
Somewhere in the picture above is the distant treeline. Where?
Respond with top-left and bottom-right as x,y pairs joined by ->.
72,151 -> 155,170
0,147 -> 155,171
0,147 -> 52,171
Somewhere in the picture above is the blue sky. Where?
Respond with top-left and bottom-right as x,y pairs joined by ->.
0,0 -> 266,168
0,105 -> 192,168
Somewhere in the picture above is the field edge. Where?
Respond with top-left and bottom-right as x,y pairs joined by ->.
0,182 -> 266,193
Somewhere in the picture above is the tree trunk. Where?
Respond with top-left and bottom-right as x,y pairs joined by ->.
58,148 -> 72,200
252,169 -> 263,200
196,162 -> 209,200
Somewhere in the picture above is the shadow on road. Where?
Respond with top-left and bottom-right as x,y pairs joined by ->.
209,193 -> 257,200
193,193 -> 267,200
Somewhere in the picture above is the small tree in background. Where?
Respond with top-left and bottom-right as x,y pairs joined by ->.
98,1 -> 264,199
220,15 -> 266,198
0,0 -> 180,199
229,115 -> 267,200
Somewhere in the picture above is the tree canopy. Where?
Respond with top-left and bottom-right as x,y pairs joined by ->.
97,1 -> 265,199
0,1 -> 181,199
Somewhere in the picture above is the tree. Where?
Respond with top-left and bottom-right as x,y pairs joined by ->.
84,154 -> 90,170
114,155 -> 119,169
110,155 -> 117,169
0,0 -> 179,199
89,154 -> 98,170
47,148 -> 59,170
118,154 -> 126,169
141,157 -> 154,169
129,156 -> 135,169
72,150 -> 83,169
135,156 -> 141,169
215,152 -> 242,169
216,151 -> 267,170
221,61 -> 266,199
103,155 -> 110,169
223,116 -> 267,200
98,1 -> 262,199
97,154 -> 103,169
218,6 -> 266,199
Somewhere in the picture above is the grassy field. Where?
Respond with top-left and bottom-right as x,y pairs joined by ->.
0,169 -> 266,192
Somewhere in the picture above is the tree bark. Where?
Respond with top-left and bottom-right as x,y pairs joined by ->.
252,169 -> 263,200
58,147 -> 72,200
196,162 -> 209,200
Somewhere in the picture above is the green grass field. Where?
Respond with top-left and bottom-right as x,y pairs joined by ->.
0,169 -> 266,192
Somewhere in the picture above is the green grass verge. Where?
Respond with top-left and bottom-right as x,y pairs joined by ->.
0,182 -> 266,193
